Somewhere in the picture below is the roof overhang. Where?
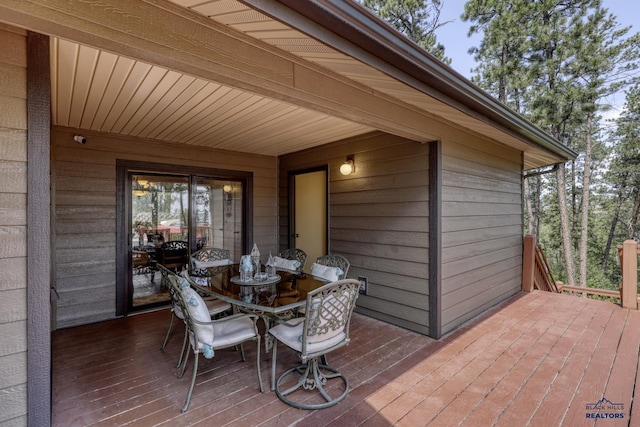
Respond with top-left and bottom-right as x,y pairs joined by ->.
0,0 -> 577,168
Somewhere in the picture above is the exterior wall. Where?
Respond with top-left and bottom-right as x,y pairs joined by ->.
440,136 -> 523,334
0,24 -> 28,426
51,127 -> 278,328
279,132 -> 431,335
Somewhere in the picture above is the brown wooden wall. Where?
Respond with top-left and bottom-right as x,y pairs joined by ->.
279,132 -> 431,335
51,127 -> 278,328
440,135 -> 523,334
0,23 -> 28,425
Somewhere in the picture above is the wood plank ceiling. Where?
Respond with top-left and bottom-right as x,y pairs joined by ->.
51,36 -> 374,156
49,0 -> 563,166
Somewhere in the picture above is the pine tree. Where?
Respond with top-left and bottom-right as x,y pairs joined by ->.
362,0 -> 451,64
608,85 -> 640,240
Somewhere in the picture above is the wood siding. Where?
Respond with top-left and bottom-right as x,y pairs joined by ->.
0,24 -> 28,426
279,132 -> 431,335
51,127 -> 278,328
441,136 -> 523,334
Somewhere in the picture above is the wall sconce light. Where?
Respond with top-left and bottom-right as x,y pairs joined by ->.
223,184 -> 232,193
339,156 -> 355,176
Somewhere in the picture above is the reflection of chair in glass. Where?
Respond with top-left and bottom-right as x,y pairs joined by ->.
159,240 -> 189,272
158,265 -> 231,367
196,236 -> 208,250
132,250 -> 149,273
148,233 -> 164,248
142,234 -> 163,281
276,248 -> 307,305
161,269 -> 263,412
312,254 -> 350,280
269,279 -> 360,409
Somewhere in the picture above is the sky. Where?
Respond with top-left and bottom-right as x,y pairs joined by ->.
435,0 -> 639,115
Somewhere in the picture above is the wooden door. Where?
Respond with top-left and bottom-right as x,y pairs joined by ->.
293,169 -> 327,271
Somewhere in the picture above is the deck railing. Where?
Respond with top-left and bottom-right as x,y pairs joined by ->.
522,235 -> 559,293
522,235 -> 640,309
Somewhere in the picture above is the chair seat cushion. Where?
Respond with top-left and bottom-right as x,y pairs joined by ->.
269,318 -> 346,354
211,315 -> 257,348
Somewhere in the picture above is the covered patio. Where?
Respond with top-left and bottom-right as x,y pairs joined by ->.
53,290 -> 640,426
1,1 -> 581,423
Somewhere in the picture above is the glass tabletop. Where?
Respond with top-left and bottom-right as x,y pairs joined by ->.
184,273 -> 304,316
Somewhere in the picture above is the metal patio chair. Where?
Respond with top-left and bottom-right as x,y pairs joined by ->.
275,248 -> 308,305
164,269 -> 263,412
158,265 -> 231,367
269,279 -> 360,409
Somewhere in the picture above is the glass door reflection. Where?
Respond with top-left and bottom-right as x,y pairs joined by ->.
193,178 -> 243,261
131,174 -> 189,308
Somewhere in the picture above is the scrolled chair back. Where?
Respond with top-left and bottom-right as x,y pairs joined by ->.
189,247 -> 232,286
299,278 -> 360,360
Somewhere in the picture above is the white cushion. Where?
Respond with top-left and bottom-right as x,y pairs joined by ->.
193,258 -> 232,269
173,304 -> 184,320
269,318 -> 346,354
273,256 -> 300,272
212,314 -> 258,348
181,282 -> 215,358
310,263 -> 343,282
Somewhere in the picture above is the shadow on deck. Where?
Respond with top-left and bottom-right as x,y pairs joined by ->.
53,290 -> 640,426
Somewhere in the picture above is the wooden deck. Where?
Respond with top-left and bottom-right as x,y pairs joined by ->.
52,290 -> 640,426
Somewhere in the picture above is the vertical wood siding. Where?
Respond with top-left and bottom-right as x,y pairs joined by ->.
440,137 -> 523,334
0,24 -> 28,426
51,127 -> 277,328
279,132 -> 431,335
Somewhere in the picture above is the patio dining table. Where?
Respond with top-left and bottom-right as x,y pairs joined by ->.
184,271 -> 308,319
183,270 -> 328,351
230,273 -> 282,307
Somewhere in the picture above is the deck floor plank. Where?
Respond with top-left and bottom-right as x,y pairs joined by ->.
52,291 -> 640,426
493,296 -> 615,427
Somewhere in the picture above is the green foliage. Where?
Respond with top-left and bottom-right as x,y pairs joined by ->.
362,0 -> 451,64
607,83 -> 640,241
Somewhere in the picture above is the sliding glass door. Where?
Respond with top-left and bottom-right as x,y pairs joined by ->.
118,162 -> 251,314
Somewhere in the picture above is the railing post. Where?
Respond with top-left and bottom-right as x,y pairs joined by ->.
621,239 -> 638,310
522,235 -> 536,292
